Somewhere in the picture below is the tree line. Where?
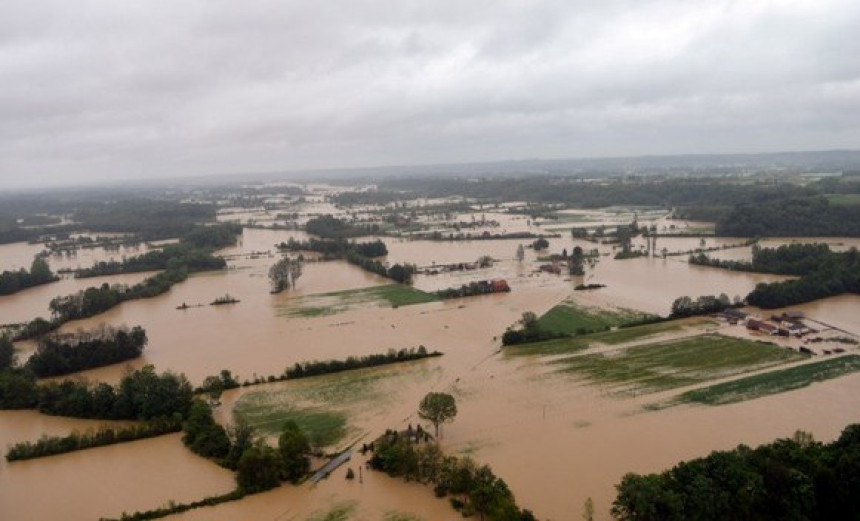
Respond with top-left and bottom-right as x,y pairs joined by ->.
691,243 -> 860,308
195,347 -> 442,392
73,200 -> 219,241
277,237 -> 388,259
26,325 -> 147,377
6,416 -> 181,461
346,250 -> 416,284
0,363 -> 194,421
669,294 -> 737,318
716,196 -> 860,237
75,243 -> 227,278
612,425 -> 860,521
0,255 -> 58,296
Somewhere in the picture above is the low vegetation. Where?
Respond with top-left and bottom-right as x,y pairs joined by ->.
537,301 -> 659,337
278,284 -> 438,317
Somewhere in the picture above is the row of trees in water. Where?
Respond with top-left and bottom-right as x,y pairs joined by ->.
0,255 -> 58,296
26,325 -> 147,377
13,224 -> 238,340
6,417 -> 181,461
612,425 -> 860,520
345,250 -> 416,284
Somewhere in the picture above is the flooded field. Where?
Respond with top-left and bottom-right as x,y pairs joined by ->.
1,211 -> 859,521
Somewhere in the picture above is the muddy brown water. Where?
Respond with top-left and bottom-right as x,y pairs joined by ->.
1,228 -> 859,520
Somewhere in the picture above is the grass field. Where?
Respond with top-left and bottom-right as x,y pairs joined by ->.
826,193 -> 860,207
233,361 -> 439,448
536,301 -> 659,336
671,355 -> 860,406
507,317 -> 709,357
551,334 -> 807,395
277,284 -> 439,317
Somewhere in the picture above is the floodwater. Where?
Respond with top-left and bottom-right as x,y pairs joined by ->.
1,223 -> 859,520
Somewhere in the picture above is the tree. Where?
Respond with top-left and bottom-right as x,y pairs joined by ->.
236,441 -> 283,493
225,417 -> 256,470
201,375 -> 223,406
516,244 -> 525,263
182,399 -> 230,459
419,392 -> 458,438
278,420 -> 311,483
532,238 -> 549,250
583,497 -> 595,521
0,335 -> 15,371
269,256 -> 303,293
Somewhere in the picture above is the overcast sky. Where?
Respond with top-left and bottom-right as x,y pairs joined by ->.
1,0 -> 859,188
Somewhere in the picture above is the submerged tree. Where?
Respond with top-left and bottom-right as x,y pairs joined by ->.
269,256 -> 303,293
418,392 -> 458,438
516,244 -> 525,263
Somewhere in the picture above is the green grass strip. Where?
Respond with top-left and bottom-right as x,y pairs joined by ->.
675,355 -> 860,406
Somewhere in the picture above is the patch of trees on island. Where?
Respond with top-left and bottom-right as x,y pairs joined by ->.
305,214 -> 378,239
691,243 -> 860,308
75,243 -> 227,278
0,255 -> 58,295
26,325 -> 147,377
369,427 -> 536,520
277,237 -> 388,260
612,425 -> 860,521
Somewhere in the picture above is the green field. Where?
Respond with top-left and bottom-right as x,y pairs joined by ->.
233,361 -> 439,448
826,193 -> 860,207
551,334 -> 807,395
537,301 -> 660,336
506,317 -> 707,357
276,284 -> 439,317
672,355 -> 860,406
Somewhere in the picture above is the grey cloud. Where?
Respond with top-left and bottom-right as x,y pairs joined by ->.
1,0 -> 859,188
